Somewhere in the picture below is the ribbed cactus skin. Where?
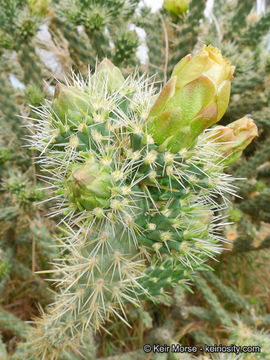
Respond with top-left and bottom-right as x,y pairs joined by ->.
156,0 -> 270,253
1,0 -> 269,357
19,58 -> 243,358
0,1 -> 152,355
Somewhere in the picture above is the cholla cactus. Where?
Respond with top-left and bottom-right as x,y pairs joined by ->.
23,46 -> 257,358
226,318 -> 270,359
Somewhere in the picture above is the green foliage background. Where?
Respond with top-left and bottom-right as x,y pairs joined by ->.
0,0 -> 270,358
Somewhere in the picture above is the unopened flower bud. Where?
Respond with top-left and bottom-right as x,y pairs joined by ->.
208,116 -> 258,165
96,59 -> 125,92
147,45 -> 235,153
68,161 -> 112,210
52,84 -> 93,127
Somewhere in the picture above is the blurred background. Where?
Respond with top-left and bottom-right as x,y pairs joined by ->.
0,0 -> 270,359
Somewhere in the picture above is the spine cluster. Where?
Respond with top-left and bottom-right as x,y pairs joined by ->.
23,50 -> 257,358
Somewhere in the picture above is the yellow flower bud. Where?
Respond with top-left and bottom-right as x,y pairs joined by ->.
147,45 -> 235,153
207,116 -> 258,165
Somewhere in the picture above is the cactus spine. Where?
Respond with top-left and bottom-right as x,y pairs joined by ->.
21,48 -> 257,358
